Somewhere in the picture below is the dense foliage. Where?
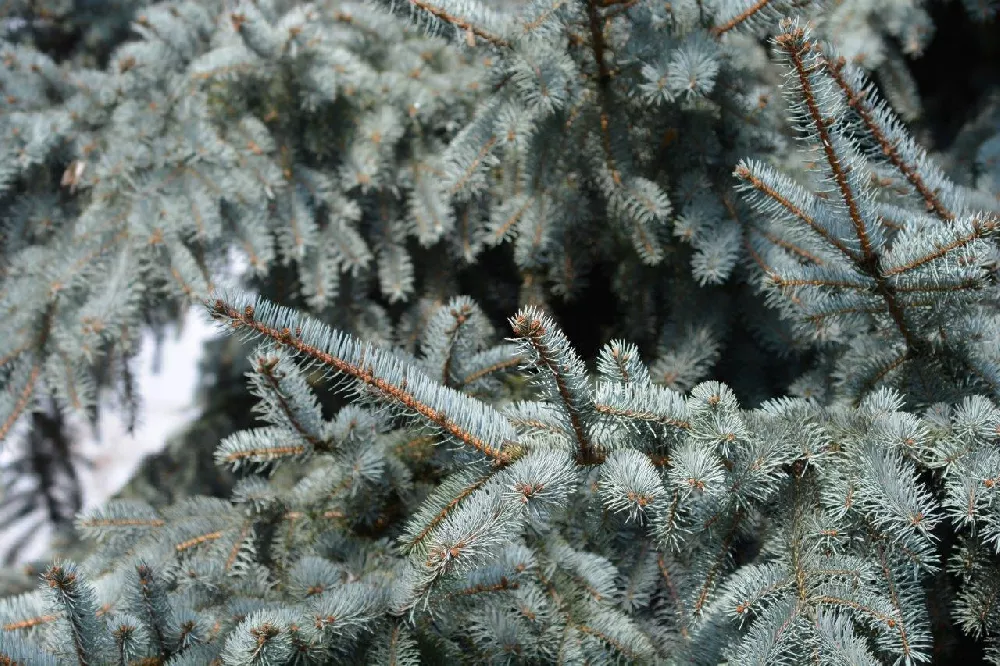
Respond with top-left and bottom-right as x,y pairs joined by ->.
1,0 -> 999,663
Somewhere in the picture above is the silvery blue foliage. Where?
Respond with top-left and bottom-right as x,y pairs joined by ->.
1,0 -> 999,664
1,291 -> 998,664
0,0 -> 487,562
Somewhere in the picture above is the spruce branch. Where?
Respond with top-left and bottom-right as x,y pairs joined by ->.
820,52 -> 957,222
0,360 -> 41,444
735,161 -> 858,261
420,296 -> 490,388
596,340 -> 650,386
399,469 -> 494,556
411,0 -> 509,47
510,307 -> 598,464
0,304 -> 54,444
210,293 -> 519,466
736,20 -> 1000,401
456,346 -> 523,389
1,605 -> 59,633
593,381 -> 692,432
370,0 -> 510,48
124,562 -> 176,660
584,0 -> 624,189
40,562 -> 109,666
710,0 -> 773,37
256,372 -> 321,449
773,23 -> 877,262
710,0 -> 816,38
0,631 -> 60,666
75,500 -> 166,543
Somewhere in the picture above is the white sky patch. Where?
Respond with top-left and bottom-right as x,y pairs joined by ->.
1,250 -> 250,563
0,306 -> 220,563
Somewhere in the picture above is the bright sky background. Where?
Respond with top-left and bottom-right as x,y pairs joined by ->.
1,250 -> 250,563
0,306 -> 220,563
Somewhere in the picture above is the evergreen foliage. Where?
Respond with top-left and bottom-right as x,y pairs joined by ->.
1,0 -> 999,663
1,0 -> 148,67
735,19 -> 1000,405
822,0 -> 997,122
1,0 -> 488,438
1,0 -> 488,556
2,291 -> 1000,664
